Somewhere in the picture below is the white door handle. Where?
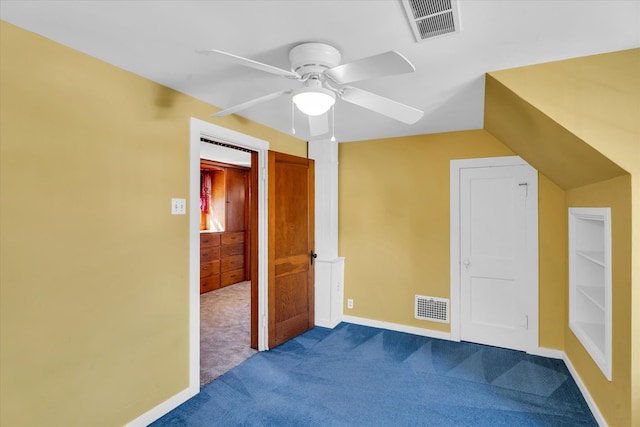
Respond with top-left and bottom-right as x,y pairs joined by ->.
462,259 -> 470,270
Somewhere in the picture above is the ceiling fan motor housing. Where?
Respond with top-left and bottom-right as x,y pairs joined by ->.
289,43 -> 342,78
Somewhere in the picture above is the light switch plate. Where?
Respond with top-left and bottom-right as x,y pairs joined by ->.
171,198 -> 186,215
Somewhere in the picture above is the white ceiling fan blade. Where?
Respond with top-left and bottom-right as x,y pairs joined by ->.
339,87 -> 423,124
198,49 -> 299,79
212,90 -> 291,117
325,51 -> 415,84
308,114 -> 329,137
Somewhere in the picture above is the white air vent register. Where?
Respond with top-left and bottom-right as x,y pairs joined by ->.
401,0 -> 461,42
415,295 -> 450,323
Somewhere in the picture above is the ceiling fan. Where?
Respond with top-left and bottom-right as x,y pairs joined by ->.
198,43 -> 424,137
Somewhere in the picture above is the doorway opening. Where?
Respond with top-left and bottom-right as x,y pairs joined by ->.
188,118 -> 270,393
199,141 -> 256,385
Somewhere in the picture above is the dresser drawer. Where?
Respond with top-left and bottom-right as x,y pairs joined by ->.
200,260 -> 220,279
200,274 -> 220,293
221,254 -> 244,272
221,243 -> 244,258
221,231 -> 244,245
200,233 -> 220,248
200,246 -> 220,263
221,269 -> 245,287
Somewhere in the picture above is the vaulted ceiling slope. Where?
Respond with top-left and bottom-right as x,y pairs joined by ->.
1,0 -> 638,142
485,48 -> 640,190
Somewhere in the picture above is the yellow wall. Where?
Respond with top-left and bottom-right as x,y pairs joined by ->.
0,21 -> 305,426
538,174 -> 567,350
488,49 -> 639,176
486,49 -> 639,426
484,75 -> 627,190
338,129 -> 566,350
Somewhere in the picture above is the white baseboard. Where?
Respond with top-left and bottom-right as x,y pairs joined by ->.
123,385 -> 198,427
315,318 -> 341,329
562,354 -> 608,427
529,346 -> 564,359
342,315 -> 452,341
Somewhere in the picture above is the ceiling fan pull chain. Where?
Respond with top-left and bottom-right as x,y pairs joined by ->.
291,99 -> 296,135
331,104 -> 336,142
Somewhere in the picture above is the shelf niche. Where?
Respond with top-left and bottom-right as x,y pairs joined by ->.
568,207 -> 612,381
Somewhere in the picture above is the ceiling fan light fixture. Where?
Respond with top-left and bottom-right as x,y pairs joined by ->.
292,86 -> 336,116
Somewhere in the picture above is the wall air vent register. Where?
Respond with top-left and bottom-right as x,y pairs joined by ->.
415,295 -> 450,323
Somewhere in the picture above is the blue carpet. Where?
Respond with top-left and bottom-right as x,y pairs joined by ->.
151,323 -> 596,426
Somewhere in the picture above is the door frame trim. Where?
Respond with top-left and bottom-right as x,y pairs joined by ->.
189,118 -> 270,392
449,155 -> 539,352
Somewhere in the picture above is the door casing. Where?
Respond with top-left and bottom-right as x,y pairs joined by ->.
450,156 -> 539,353
189,118 -> 270,396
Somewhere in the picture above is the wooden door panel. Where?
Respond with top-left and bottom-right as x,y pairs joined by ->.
274,271 -> 312,345
268,151 -> 314,349
274,271 -> 310,321
274,163 -> 310,257
274,254 -> 311,276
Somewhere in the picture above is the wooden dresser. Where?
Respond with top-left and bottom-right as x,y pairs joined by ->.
200,231 -> 246,293
220,231 -> 245,287
200,232 -> 221,294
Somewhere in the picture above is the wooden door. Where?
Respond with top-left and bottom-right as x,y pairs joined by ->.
459,164 -> 537,351
268,151 -> 315,348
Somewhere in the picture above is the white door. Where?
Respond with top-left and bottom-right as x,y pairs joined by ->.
459,164 -> 537,351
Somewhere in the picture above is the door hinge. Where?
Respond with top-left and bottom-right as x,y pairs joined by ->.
520,314 -> 529,330
518,182 -> 528,197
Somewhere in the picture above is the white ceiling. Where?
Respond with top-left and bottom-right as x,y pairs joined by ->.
2,1 -> 639,142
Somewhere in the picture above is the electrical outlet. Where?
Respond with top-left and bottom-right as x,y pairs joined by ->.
347,299 -> 354,309
171,198 -> 186,215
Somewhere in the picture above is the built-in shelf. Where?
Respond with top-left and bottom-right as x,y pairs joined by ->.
576,286 -> 605,311
576,250 -> 605,266
569,207 -> 611,381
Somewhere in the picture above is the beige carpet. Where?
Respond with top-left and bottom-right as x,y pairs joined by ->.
200,281 -> 257,386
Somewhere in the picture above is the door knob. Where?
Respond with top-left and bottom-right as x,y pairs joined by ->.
462,259 -> 470,270
310,251 -> 318,265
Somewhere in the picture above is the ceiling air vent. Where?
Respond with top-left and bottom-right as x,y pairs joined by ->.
401,0 -> 461,42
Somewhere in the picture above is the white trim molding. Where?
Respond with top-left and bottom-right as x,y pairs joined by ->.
308,138 -> 345,329
528,347 -> 564,360
314,257 -> 345,329
563,354 -> 608,426
190,118 -> 271,356
342,316 -> 452,341
124,387 -> 192,427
